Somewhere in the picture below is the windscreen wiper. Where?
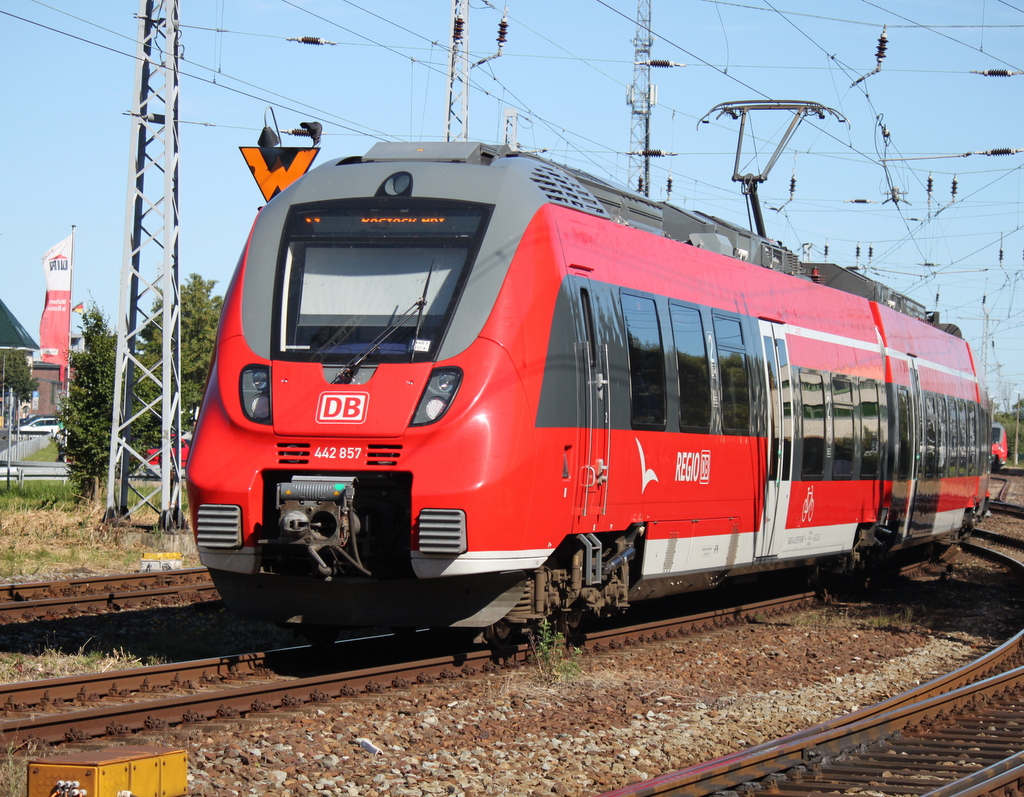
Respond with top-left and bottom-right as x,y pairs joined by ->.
410,261 -> 435,363
334,265 -> 435,383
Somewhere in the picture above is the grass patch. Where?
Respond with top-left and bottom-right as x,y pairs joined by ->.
23,440 -> 58,462
0,740 -> 29,797
788,604 -> 922,631
0,644 -> 143,683
0,481 -> 160,581
527,620 -> 583,684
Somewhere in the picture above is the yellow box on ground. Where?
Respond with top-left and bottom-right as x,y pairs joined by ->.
28,747 -> 188,797
139,551 -> 184,572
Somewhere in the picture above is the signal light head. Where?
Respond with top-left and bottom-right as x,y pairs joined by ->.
241,365 -> 273,424
411,367 -> 463,426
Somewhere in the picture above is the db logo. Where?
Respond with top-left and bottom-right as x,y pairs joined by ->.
316,392 -> 369,424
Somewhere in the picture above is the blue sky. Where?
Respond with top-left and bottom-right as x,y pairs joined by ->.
2,0 -> 1023,407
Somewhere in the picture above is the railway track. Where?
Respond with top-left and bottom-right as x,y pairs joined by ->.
0,568 -> 217,623
0,591 -> 816,749
595,533 -> 1024,797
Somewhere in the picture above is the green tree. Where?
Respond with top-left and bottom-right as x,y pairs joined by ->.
58,305 -> 116,502
136,273 -> 223,443
0,349 -> 38,404
180,274 -> 224,425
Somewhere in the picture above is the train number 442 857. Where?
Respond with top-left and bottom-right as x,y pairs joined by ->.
314,447 -> 362,459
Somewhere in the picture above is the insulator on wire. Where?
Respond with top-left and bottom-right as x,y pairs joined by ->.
823,242 -> 829,259
287,36 -> 336,46
497,18 -> 508,45
852,26 -> 888,86
874,27 -> 889,61
452,17 -> 465,40
926,173 -> 934,199
984,148 -> 1017,156
631,149 -> 674,157
789,176 -> 796,198
856,244 -> 861,260
951,176 -> 958,200
868,245 -> 874,261
971,69 -> 1024,76
666,176 -> 673,198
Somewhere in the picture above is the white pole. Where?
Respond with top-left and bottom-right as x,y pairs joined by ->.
66,225 -> 76,390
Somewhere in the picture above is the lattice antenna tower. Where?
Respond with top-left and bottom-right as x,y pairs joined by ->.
105,0 -> 184,531
627,0 -> 655,196
445,0 -> 470,142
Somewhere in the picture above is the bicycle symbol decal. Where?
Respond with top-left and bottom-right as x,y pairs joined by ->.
800,486 -> 815,524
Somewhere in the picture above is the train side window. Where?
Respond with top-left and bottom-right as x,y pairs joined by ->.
621,294 -> 666,429
713,314 -> 750,434
669,304 -> 711,431
896,387 -> 912,480
937,396 -> 949,476
955,399 -> 967,476
860,380 -> 880,478
580,288 -> 597,369
832,376 -> 855,479
800,371 -> 826,479
966,402 -> 977,476
778,340 -> 792,481
924,395 -> 938,478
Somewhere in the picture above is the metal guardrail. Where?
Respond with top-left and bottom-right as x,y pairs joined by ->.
0,460 -> 69,485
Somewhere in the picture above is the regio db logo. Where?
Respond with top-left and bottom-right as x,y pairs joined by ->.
675,450 -> 711,484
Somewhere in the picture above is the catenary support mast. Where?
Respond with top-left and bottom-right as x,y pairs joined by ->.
445,0 -> 470,142
628,0 -> 654,196
105,0 -> 184,530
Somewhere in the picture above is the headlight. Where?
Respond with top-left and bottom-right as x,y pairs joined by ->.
241,365 -> 272,424
411,367 -> 463,426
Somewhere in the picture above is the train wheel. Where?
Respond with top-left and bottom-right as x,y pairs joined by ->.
483,619 -> 516,647
554,610 -> 584,638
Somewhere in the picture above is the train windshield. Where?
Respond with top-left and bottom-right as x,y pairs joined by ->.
275,200 -> 492,364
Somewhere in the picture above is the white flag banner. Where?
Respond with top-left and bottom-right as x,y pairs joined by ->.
42,235 -> 73,292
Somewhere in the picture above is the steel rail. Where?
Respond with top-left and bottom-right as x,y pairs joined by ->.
988,500 -> 1024,519
0,568 -> 211,602
0,592 -> 816,749
593,542 -> 1024,797
0,569 -> 217,623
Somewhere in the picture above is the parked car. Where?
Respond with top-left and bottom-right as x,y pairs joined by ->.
145,433 -> 191,468
18,416 -> 61,437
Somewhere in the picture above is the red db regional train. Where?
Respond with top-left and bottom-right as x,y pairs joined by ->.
187,141 -> 992,643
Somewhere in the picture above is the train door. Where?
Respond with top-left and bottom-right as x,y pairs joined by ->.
890,357 -> 922,537
572,276 -> 611,532
757,320 -> 793,558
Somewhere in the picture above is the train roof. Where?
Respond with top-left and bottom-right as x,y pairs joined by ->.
358,141 -> 930,327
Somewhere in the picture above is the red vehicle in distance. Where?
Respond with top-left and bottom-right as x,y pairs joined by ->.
145,433 -> 191,470
992,422 -> 1008,471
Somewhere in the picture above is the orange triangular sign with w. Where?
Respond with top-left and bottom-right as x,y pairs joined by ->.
239,147 -> 320,201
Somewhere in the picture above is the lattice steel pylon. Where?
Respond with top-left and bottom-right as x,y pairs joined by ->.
105,0 -> 184,530
627,0 -> 654,196
445,0 -> 470,142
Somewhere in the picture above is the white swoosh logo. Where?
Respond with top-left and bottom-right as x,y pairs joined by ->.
636,437 -> 659,494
